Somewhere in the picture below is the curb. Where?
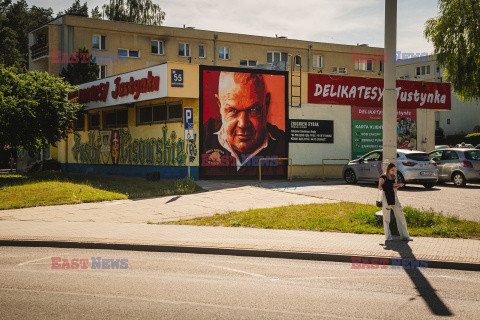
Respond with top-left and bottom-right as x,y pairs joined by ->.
1,239 -> 479,272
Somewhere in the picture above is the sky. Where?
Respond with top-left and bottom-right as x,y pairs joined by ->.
27,0 -> 440,54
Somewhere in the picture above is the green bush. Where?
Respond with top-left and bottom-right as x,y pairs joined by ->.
446,133 -> 480,146
465,133 -> 480,145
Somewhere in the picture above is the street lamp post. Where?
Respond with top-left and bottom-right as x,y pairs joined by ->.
383,0 -> 398,172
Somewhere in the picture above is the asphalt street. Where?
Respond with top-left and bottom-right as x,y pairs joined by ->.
1,246 -> 479,319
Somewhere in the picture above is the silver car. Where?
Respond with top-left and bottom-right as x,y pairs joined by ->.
343,149 -> 439,188
428,148 -> 480,187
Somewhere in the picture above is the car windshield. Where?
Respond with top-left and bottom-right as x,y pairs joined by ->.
464,150 -> 480,160
405,153 -> 430,161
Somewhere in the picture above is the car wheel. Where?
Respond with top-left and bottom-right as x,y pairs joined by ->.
344,169 -> 357,184
423,183 -> 435,189
452,172 -> 466,187
397,172 -> 406,186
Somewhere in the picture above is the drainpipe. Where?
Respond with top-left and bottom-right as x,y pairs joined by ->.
307,45 -> 312,73
213,34 -> 218,66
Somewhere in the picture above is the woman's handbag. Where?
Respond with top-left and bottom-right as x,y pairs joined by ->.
376,190 -> 382,207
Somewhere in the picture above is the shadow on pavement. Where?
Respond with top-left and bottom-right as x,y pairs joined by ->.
382,241 -> 453,317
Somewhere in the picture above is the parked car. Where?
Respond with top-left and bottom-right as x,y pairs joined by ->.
455,143 -> 474,148
428,148 -> 480,187
343,149 -> 438,188
435,145 -> 450,150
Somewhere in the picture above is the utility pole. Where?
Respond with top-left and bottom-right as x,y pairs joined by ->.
383,0 -> 398,172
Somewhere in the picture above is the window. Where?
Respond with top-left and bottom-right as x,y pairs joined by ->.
178,43 -> 190,57
74,112 -> 85,131
103,109 -> 128,129
355,59 -> 373,71
443,150 -> 459,160
267,51 -> 286,64
363,151 -> 382,162
199,45 -> 205,58
240,59 -> 257,67
313,55 -> 323,68
295,55 -> 302,66
429,151 -> 443,162
92,35 -> 106,50
464,150 -> 480,161
88,113 -> 100,130
151,40 -> 164,55
436,65 -> 440,74
219,46 -> 230,60
380,60 -> 384,72
400,75 -> 410,80
416,65 -> 431,76
137,102 -> 183,125
98,65 -> 107,79
118,49 -> 140,58
406,153 -> 430,161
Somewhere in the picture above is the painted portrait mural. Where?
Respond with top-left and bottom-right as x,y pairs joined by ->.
200,66 -> 288,179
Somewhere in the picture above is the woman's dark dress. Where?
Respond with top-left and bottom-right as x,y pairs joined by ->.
381,174 -> 396,205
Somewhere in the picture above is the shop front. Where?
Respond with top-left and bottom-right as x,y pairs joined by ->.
54,63 -> 451,180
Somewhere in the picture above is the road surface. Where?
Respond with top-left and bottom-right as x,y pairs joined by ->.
1,246 -> 478,319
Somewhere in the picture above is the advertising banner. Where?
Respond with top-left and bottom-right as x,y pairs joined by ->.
352,107 -> 417,159
200,66 -> 288,179
308,74 -> 451,110
68,64 -> 168,110
289,120 -> 334,143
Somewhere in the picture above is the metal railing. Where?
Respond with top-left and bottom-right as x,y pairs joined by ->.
321,158 -> 350,182
258,158 -> 293,183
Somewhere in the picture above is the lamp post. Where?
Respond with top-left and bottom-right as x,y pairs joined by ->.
383,0 -> 398,172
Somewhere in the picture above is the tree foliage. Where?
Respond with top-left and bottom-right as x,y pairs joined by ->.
0,0 -> 53,70
425,0 -> 480,101
0,65 -> 81,153
102,0 -> 165,25
63,0 -> 89,17
59,48 -> 99,85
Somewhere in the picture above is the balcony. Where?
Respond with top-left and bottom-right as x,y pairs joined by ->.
30,42 -> 49,60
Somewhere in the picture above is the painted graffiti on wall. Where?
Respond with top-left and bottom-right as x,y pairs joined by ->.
72,126 -> 187,166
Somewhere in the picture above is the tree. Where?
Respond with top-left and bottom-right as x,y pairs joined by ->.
0,65 -> 82,154
59,48 -> 99,85
91,6 -> 102,19
425,0 -> 480,101
0,26 -> 23,68
102,0 -> 165,25
63,0 -> 89,17
1,0 -> 53,70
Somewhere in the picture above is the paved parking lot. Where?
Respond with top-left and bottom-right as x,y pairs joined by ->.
258,180 -> 480,222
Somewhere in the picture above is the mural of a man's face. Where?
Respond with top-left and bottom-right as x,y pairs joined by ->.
215,72 -> 270,154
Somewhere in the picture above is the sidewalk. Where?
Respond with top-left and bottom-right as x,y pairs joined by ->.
0,184 -> 336,223
1,221 -> 479,270
1,180 -> 479,271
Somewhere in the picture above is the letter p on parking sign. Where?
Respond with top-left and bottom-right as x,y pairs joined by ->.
184,107 -> 194,140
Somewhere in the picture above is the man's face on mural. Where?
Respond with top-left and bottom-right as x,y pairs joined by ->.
215,73 -> 270,154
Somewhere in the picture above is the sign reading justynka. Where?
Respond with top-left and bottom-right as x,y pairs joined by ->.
308,74 -> 451,110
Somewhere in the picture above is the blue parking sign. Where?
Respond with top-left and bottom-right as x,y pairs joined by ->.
183,107 -> 193,130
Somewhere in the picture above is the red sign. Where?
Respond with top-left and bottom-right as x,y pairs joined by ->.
110,130 -> 120,165
308,74 -> 451,110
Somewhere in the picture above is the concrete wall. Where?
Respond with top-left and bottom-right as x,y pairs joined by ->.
289,103 -> 352,179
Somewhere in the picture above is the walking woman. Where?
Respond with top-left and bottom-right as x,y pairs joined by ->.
378,163 -> 413,242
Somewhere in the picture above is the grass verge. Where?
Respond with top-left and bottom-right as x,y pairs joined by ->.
166,202 -> 480,239
0,171 -> 202,210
